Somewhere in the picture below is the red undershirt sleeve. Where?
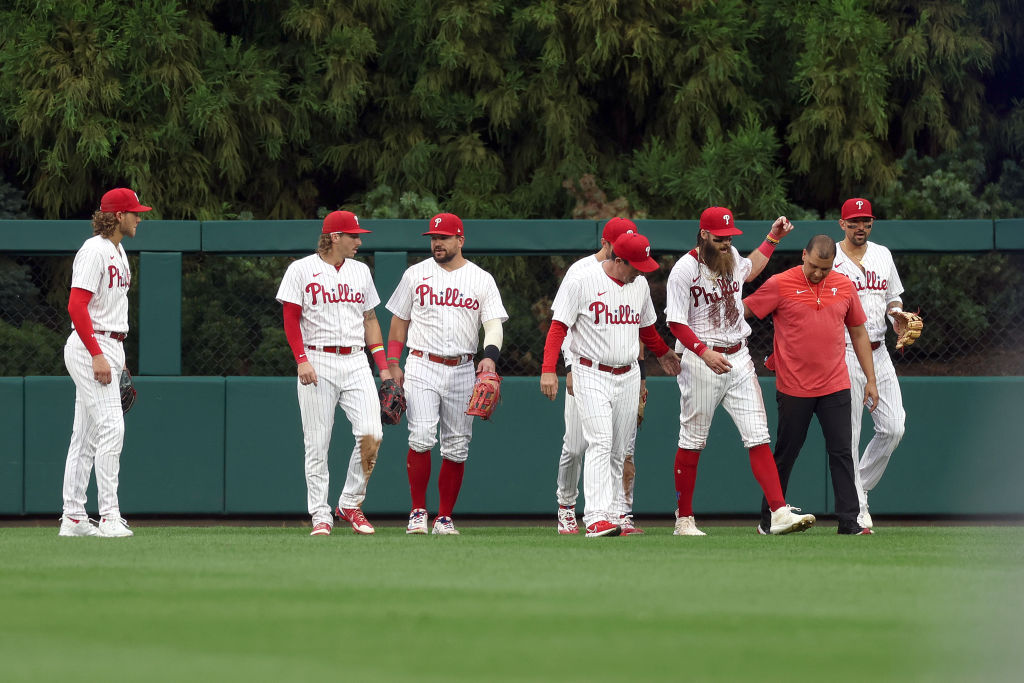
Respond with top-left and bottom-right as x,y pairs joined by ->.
639,324 -> 670,357
282,303 -> 308,364
669,321 -> 707,357
67,288 -> 103,356
542,320 -> 568,373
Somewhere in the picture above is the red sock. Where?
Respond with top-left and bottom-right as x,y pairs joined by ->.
749,443 -> 786,510
437,458 -> 466,518
407,448 -> 431,510
674,448 -> 701,517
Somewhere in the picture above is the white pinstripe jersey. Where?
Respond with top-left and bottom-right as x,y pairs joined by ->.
833,242 -> 904,343
70,235 -> 131,333
557,255 -> 604,367
552,267 -> 656,367
276,254 -> 380,347
386,258 -> 508,356
665,247 -> 751,352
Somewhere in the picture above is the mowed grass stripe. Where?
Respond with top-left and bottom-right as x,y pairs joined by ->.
1,527 -> 1021,682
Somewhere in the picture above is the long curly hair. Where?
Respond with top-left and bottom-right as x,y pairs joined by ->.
91,211 -> 119,238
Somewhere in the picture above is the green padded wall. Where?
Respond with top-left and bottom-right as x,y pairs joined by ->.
0,378 -> 24,513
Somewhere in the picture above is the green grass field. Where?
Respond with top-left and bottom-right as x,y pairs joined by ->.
2,524 -> 1022,682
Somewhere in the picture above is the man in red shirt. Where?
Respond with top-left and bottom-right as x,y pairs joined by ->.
743,234 -> 879,535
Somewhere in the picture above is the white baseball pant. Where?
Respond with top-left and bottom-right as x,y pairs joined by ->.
404,354 -> 476,463
574,363 -> 639,527
62,333 -> 126,519
676,346 -> 771,450
847,345 -> 905,508
298,349 -> 383,525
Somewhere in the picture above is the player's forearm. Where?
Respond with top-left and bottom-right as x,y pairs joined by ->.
386,315 -> 410,366
67,288 -> 103,356
482,318 -> 503,363
363,311 -> 389,373
849,325 -> 877,384
282,303 -> 307,364
638,324 -> 670,357
542,320 -> 569,373
668,321 -> 706,357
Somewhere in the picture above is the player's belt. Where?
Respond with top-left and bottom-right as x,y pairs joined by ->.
306,345 -> 362,355
709,341 -> 744,354
95,331 -> 127,342
870,341 -> 882,351
410,349 -> 471,366
577,357 -> 633,375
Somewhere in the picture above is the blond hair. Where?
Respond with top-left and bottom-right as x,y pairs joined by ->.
91,210 -> 118,238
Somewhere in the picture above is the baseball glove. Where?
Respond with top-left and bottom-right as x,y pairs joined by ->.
637,385 -> 648,429
119,368 -> 137,414
379,378 -> 407,425
893,310 -> 924,350
466,371 -> 502,420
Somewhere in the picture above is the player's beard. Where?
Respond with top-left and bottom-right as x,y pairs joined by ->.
699,238 -> 740,328
433,250 -> 456,264
699,239 -> 735,279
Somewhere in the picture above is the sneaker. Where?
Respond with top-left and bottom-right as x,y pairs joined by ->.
857,509 -> 874,529
432,515 -> 460,535
557,506 -> 579,535
769,505 -> 816,535
336,506 -> 375,535
585,520 -> 622,538
838,526 -> 874,535
619,514 -> 644,535
406,508 -> 428,535
756,524 -> 768,536
310,522 -> 332,536
673,511 -> 707,537
58,515 -> 100,537
98,516 -> 133,538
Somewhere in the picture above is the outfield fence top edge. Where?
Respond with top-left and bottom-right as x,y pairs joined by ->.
2,218 -> 1022,253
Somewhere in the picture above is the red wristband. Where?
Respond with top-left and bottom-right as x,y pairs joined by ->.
757,240 -> 776,257
387,340 -> 404,364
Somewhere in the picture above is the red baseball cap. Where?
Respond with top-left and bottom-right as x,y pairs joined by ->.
613,232 -> 659,273
100,188 -> 152,213
699,207 -> 742,236
602,217 -> 637,243
322,210 -> 371,234
841,198 -> 874,220
423,213 -> 464,237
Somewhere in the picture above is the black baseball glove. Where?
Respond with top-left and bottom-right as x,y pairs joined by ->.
119,368 -> 137,414
379,378 -> 407,425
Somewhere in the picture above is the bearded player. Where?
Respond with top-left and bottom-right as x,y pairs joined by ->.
665,206 -> 816,536
833,198 -> 914,529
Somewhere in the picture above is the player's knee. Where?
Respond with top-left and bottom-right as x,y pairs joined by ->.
409,430 -> 437,453
678,438 -> 707,451
439,449 -> 469,464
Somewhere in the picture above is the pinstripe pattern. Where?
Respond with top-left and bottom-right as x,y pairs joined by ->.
69,236 -> 131,333
666,248 -> 751,350
276,254 -> 380,346
404,353 -> 477,462
835,243 -> 907,512
298,351 -> 383,523
675,346 -> 770,449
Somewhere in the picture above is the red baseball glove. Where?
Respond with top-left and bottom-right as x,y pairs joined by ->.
466,371 -> 502,420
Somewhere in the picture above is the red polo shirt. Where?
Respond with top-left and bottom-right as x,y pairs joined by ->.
744,266 -> 866,397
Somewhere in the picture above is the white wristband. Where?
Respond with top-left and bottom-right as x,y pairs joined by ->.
889,307 -> 903,315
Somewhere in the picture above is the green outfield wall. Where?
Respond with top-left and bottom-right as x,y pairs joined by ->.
5,376 -> 1022,517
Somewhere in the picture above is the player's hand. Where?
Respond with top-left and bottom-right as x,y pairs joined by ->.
297,361 -> 318,387
657,350 -> 682,376
477,358 -> 496,375
92,354 -> 112,384
864,380 -> 879,412
540,372 -> 559,401
389,364 -> 405,387
379,366 -> 393,382
566,370 -> 574,396
700,349 -> 733,374
770,216 -> 794,240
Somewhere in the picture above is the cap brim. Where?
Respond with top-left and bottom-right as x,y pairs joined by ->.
843,212 -> 874,220
631,257 -> 659,273
706,226 -> 743,236
422,230 -> 459,236
342,227 -> 372,234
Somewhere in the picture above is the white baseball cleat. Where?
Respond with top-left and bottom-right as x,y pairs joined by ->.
769,505 -> 816,535
58,515 -> 100,537
857,509 -> 874,529
310,522 -> 332,536
756,524 -> 768,536
406,508 -> 428,535
556,506 -> 579,534
98,516 -> 134,538
431,515 -> 460,535
673,511 -> 707,536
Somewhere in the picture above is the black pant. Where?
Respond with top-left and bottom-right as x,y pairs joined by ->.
759,389 -> 860,532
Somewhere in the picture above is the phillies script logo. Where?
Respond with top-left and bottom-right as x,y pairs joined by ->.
107,265 -> 129,289
690,278 -> 739,307
588,301 -> 640,325
415,284 -> 480,310
852,270 -> 888,293
305,282 -> 366,305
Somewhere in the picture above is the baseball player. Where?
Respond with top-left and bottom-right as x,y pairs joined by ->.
665,207 -> 816,536
276,211 -> 389,536
541,232 -> 682,538
554,217 -> 647,535
385,213 -> 508,536
833,198 -> 909,529
59,187 -> 151,538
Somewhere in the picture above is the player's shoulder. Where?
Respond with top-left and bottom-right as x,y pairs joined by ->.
78,234 -> 106,251
285,253 -> 317,272
668,250 -> 699,276
866,241 -> 895,260
566,255 -> 601,278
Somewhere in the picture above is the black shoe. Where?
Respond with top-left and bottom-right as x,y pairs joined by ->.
837,525 -> 873,535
